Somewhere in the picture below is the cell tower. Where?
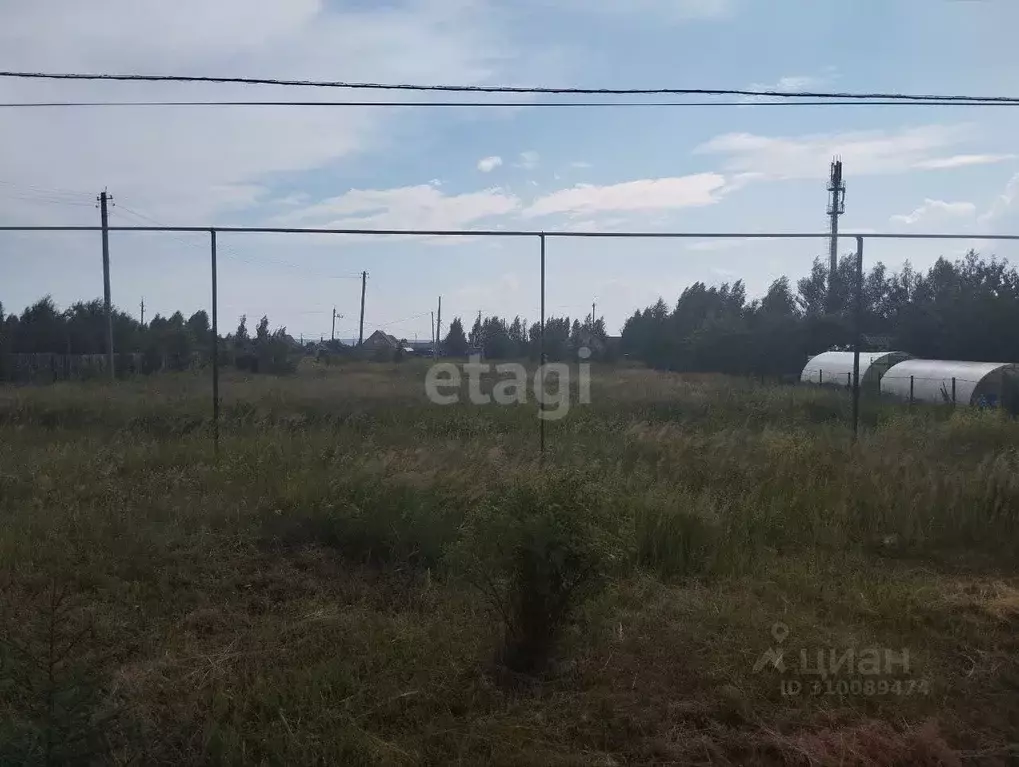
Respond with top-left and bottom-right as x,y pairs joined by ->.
826,158 -> 846,309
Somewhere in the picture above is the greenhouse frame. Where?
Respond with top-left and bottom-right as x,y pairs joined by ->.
800,351 -> 913,391
880,359 -> 1019,407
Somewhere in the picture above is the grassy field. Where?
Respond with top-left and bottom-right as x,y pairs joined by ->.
2,360 -> 1019,765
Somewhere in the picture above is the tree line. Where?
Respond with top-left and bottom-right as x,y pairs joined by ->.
620,250 -> 1019,377
440,313 -> 611,361
0,296 -> 294,374
5,249 -> 1015,378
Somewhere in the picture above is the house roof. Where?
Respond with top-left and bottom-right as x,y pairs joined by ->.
364,330 -> 400,347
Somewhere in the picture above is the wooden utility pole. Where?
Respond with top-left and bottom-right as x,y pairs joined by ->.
210,230 -> 220,458
358,271 -> 367,346
140,297 -> 145,325
435,296 -> 442,358
98,190 -> 114,379
331,307 -> 343,342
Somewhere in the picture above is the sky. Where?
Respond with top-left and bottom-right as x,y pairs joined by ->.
3,0 -> 1019,342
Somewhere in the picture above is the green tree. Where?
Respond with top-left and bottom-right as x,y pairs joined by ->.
481,316 -> 513,358
236,316 -> 248,344
16,297 -> 64,353
443,317 -> 469,357
255,315 -> 270,344
187,310 -> 210,339
760,277 -> 798,318
468,315 -> 483,349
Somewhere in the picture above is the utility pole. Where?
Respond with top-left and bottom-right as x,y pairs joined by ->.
435,296 -> 442,358
826,158 -> 846,312
358,271 -> 367,346
331,307 -> 344,342
592,301 -> 596,326
98,190 -> 114,379
431,311 -> 435,348
140,297 -> 145,326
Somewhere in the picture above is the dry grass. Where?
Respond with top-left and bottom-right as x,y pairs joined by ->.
2,362 -> 1019,765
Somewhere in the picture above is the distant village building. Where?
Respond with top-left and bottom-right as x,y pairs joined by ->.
361,330 -> 400,352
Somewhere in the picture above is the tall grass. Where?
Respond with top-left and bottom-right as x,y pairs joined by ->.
2,365 -> 1019,764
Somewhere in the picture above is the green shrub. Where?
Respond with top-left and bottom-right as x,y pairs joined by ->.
450,470 -> 621,674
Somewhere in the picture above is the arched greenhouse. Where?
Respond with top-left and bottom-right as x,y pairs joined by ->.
800,351 -> 913,391
880,359 -> 1019,407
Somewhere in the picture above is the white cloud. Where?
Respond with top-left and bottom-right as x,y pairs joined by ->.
686,238 -> 762,252
570,161 -> 593,169
522,173 -> 728,218
517,151 -> 540,170
773,75 -> 822,91
914,154 -> 1017,170
890,199 -> 976,226
557,216 -> 632,232
567,0 -> 731,21
979,172 -> 1019,224
270,192 -> 312,208
0,0 -> 518,225
695,124 -> 972,181
477,156 -> 503,173
739,70 -> 836,103
752,74 -> 826,92
273,184 -> 520,231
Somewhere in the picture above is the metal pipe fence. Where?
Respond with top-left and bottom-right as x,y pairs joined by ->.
5,224 -> 1019,455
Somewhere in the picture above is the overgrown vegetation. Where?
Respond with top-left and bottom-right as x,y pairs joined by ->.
621,250 -> 1019,376
2,363 -> 1019,764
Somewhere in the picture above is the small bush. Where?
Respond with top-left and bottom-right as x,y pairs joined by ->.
450,470 -> 621,674
0,580 -> 125,766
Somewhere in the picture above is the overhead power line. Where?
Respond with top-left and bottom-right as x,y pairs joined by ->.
3,99 -> 1019,109
2,70 -> 1019,104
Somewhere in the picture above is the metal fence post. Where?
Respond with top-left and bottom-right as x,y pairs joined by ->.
909,375 -> 914,404
819,369 -> 823,385
211,229 -> 220,459
851,236 -> 864,440
952,377 -> 957,406
539,233 -> 546,462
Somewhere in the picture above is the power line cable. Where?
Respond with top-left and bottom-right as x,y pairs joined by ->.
4,99 -> 1019,108
0,189 -> 94,207
367,310 -> 433,330
0,179 -> 93,205
2,70 -> 1019,104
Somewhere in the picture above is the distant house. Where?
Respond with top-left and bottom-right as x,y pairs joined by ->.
361,330 -> 400,351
